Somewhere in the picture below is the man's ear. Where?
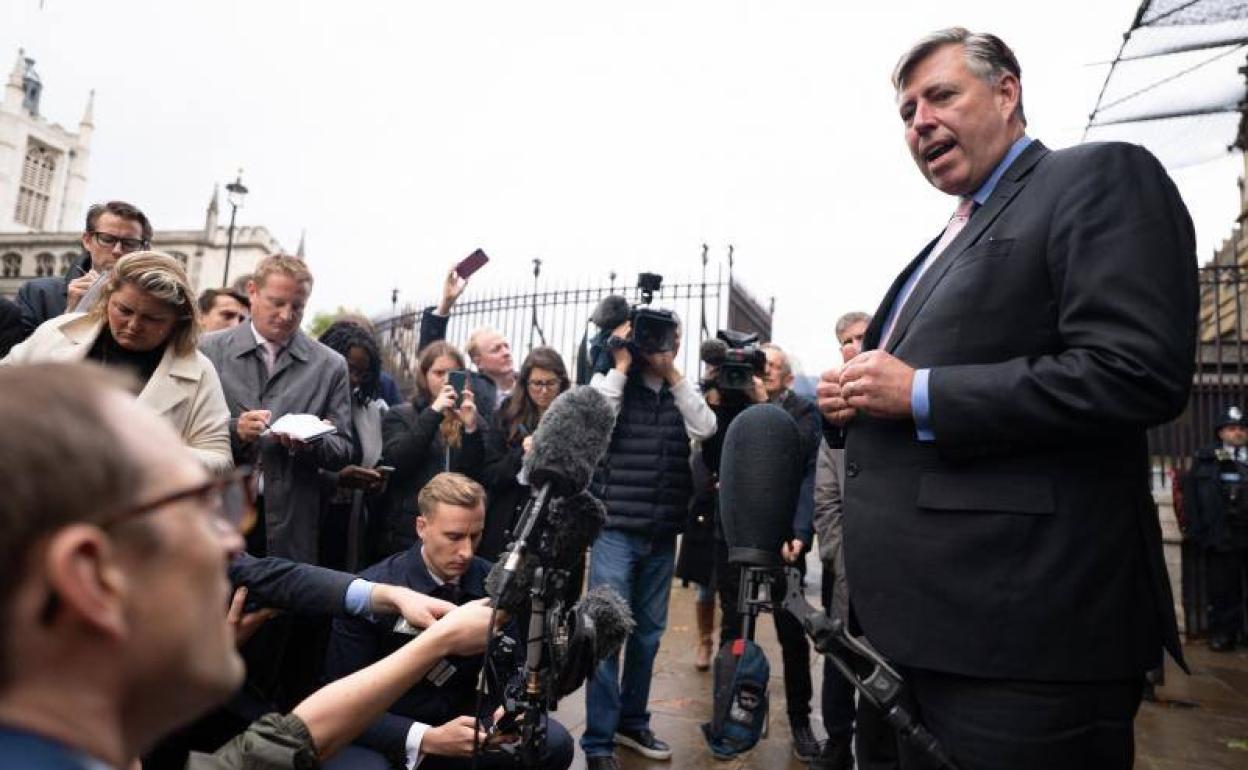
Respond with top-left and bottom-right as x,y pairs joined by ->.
415,514 -> 427,539
43,525 -> 130,642
995,73 -> 1021,120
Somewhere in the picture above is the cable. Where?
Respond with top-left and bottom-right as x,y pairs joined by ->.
470,603 -> 502,770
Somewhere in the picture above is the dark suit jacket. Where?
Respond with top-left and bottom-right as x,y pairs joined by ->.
0,296 -> 25,359
15,253 -> 91,338
843,140 -> 1197,681
323,549 -> 494,761
228,553 -> 355,614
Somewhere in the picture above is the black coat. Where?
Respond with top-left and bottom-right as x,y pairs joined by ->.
1181,444 -> 1248,550
479,404 -> 531,562
378,403 -> 484,555
0,296 -> 25,359
843,141 -> 1196,681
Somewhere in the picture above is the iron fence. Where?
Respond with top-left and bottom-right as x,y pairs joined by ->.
374,262 -> 772,396
1148,261 -> 1248,490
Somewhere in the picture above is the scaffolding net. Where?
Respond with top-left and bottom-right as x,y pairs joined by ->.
1085,0 -> 1248,167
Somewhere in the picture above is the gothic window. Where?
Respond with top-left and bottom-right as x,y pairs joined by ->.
14,139 -> 58,230
35,252 -> 54,278
168,251 -> 189,269
1,253 -> 20,278
60,252 -> 77,276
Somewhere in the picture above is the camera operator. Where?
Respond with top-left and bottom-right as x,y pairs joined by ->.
702,341 -> 822,763
582,310 -> 716,770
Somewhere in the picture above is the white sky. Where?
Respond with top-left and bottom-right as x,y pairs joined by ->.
5,1 -> 1243,375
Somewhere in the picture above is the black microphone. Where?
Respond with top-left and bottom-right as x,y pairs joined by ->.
590,294 -> 631,331
554,584 -> 635,697
700,337 -> 729,367
486,386 -> 615,610
718,404 -> 804,567
485,490 -> 606,612
523,385 -> 616,495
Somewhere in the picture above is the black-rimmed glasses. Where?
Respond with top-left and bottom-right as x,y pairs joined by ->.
100,465 -> 256,535
89,231 -> 149,254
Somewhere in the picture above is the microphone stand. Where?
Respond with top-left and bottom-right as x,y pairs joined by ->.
777,567 -> 960,770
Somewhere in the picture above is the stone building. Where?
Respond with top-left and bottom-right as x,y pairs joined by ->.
0,49 -> 285,301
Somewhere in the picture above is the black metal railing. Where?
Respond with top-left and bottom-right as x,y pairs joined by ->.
374,265 -> 772,396
1148,261 -> 1248,490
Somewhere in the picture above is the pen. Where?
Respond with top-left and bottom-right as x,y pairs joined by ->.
237,402 -> 271,430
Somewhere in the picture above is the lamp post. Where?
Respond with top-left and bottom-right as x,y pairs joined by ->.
222,169 -> 249,286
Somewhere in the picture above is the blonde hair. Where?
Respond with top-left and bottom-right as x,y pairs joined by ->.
252,254 -> 313,292
89,251 -> 199,356
417,472 -> 486,518
465,327 -> 503,362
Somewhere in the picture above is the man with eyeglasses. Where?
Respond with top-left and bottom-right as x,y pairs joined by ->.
15,200 -> 152,338
0,362 -> 506,770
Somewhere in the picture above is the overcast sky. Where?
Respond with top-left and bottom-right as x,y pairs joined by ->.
6,1 -> 1242,375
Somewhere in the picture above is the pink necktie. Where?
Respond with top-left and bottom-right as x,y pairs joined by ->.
880,197 -> 976,348
262,341 -> 281,374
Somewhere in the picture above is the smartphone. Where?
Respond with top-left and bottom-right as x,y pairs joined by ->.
448,370 -> 468,408
455,249 -> 490,280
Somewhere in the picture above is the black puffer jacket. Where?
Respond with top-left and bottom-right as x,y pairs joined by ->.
591,376 -> 693,537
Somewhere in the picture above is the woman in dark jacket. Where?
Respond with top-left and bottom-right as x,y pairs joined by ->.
377,341 -> 483,557
478,347 -> 570,561
317,321 -> 389,571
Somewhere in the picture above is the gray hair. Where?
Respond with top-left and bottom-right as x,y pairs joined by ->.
761,342 -> 790,375
835,312 -> 872,340
892,27 -> 1026,126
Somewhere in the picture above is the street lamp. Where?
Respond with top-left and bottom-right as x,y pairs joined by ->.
222,169 -> 249,286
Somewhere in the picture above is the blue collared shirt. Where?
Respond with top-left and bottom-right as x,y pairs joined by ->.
910,135 -> 1033,441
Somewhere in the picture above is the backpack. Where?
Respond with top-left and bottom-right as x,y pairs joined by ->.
701,637 -> 770,760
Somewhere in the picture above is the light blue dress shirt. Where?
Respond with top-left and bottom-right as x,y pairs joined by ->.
910,135 -> 1034,441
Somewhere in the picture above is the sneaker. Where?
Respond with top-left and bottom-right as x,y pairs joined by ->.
810,736 -> 853,770
615,728 -> 673,760
586,755 -> 622,770
791,721 -> 821,763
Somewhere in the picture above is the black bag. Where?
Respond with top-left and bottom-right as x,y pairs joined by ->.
701,637 -> 770,760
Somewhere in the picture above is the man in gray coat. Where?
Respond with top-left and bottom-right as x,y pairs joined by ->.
813,311 -> 894,770
201,254 -> 354,565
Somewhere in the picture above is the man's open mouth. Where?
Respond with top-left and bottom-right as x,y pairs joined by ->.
925,141 -> 956,162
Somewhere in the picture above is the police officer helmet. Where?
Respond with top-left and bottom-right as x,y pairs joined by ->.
1217,405 -> 1246,430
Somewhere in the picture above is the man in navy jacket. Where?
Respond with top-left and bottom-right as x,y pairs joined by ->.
324,472 -> 574,770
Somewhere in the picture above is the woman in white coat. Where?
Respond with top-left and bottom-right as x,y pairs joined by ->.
3,251 -> 232,472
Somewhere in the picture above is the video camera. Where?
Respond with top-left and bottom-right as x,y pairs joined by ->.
589,274 -> 680,373
701,329 -> 766,391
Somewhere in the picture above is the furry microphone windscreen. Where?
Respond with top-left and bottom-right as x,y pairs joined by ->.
576,584 -> 635,660
590,294 -> 632,331
548,490 -> 606,564
483,490 -> 606,614
523,385 -> 616,495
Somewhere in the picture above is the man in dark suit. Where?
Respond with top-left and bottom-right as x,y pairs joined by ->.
16,200 -> 151,336
816,28 -> 1197,769
324,472 -> 574,770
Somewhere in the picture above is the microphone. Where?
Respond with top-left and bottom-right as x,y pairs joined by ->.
523,385 -> 616,495
700,337 -> 729,367
485,490 -> 606,612
590,294 -> 631,331
718,404 -> 804,567
553,584 -> 635,697
487,386 -> 615,610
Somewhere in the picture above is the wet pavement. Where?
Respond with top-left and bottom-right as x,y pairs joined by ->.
551,559 -> 1248,769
